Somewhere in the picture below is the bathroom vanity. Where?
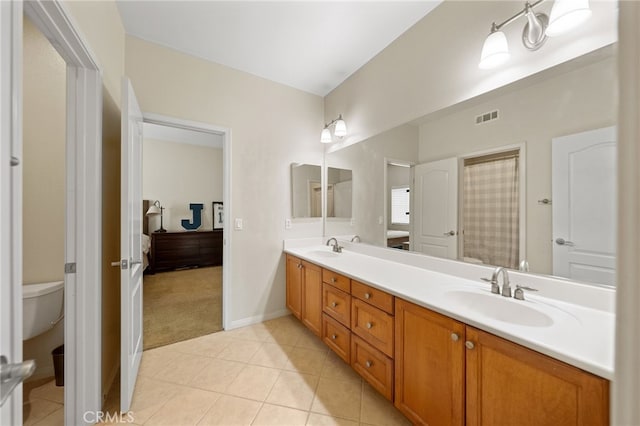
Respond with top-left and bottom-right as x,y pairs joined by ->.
284,242 -> 612,425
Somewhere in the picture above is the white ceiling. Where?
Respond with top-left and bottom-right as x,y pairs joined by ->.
116,1 -> 443,96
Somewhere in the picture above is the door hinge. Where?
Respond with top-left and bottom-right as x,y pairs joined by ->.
10,157 -> 20,167
64,263 -> 76,274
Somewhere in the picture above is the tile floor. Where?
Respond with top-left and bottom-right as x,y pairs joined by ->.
23,378 -> 64,426
26,315 -> 411,425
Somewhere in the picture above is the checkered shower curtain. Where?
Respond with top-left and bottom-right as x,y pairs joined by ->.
463,156 -> 519,269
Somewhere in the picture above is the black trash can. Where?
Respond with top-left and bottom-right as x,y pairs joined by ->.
52,344 -> 64,387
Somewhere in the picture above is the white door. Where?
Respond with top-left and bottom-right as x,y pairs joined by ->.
120,77 -> 144,411
411,157 -> 458,258
552,126 -> 616,286
1,1 -> 27,423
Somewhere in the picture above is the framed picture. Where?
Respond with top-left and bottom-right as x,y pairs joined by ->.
213,201 -> 223,229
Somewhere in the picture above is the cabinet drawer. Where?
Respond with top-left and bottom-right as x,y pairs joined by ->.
322,269 -> 350,293
352,280 -> 394,315
322,313 -> 350,363
351,298 -> 394,358
323,283 -> 351,327
351,335 -> 394,401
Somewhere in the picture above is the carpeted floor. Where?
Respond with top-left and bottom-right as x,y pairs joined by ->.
143,266 -> 222,350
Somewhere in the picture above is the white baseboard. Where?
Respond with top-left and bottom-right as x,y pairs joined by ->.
226,309 -> 291,330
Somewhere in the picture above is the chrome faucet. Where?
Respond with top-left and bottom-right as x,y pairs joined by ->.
326,237 -> 342,253
491,267 -> 512,297
350,235 -> 361,243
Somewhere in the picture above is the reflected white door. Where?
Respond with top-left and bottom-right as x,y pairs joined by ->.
120,77 -> 144,411
411,157 -> 458,258
552,126 -> 616,286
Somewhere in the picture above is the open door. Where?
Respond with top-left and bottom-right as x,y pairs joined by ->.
120,77 -> 144,411
552,126 -> 616,286
1,2 -> 27,424
411,157 -> 458,259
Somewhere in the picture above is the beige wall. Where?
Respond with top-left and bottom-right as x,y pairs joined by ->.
100,89 -> 121,402
326,124 -> 418,245
63,0 -> 125,105
126,36 -> 324,326
22,16 -> 66,380
324,0 -> 617,147
418,56 -> 616,274
143,138 -> 223,231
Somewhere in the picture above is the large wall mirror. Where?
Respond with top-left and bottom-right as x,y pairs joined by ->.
325,45 -> 617,288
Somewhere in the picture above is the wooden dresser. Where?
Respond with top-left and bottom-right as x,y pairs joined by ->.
150,230 -> 223,273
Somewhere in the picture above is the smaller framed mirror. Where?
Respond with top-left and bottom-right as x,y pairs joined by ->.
291,163 -> 322,218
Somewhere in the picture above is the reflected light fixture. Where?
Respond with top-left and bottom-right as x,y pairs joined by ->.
321,114 -> 347,143
479,0 -> 591,70
146,200 -> 167,233
546,0 -> 592,36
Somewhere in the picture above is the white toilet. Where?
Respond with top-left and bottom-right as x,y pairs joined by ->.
23,281 -> 64,340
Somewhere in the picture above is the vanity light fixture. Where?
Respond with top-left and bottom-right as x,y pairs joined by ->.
321,114 -> 347,143
146,200 -> 167,233
479,0 -> 591,70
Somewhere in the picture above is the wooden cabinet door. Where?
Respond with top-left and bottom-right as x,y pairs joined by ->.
286,255 -> 302,319
465,327 -> 609,426
301,260 -> 322,336
394,299 -> 465,426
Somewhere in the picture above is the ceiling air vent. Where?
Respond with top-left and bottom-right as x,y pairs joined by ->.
475,109 -> 499,125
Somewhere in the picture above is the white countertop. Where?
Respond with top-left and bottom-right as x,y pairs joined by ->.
284,243 -> 615,380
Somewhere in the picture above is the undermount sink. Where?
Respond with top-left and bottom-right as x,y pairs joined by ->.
446,290 -> 554,327
306,250 -> 340,258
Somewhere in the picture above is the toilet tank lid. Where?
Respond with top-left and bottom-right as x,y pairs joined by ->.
23,281 -> 64,298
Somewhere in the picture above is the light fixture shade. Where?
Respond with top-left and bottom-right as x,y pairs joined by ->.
320,128 -> 332,143
546,0 -> 591,37
146,204 -> 161,216
334,117 -> 347,137
479,30 -> 510,69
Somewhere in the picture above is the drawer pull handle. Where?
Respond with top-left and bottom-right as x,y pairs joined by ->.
451,333 -> 460,342
366,322 -> 373,329
465,341 -> 475,350
331,301 -> 337,308
364,293 -> 371,299
331,334 -> 337,340
331,277 -> 337,283
365,360 -> 372,368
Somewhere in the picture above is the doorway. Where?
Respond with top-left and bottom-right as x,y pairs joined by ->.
20,14 -> 66,426
0,1 -> 103,425
141,122 -> 225,349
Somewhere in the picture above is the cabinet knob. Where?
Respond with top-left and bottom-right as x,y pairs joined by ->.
365,360 -> 372,368
465,341 -> 475,350
297,263 -> 303,269
364,293 -> 371,299
331,334 -> 337,340
366,322 -> 373,329
331,301 -> 337,308
451,333 -> 459,342
331,277 -> 336,283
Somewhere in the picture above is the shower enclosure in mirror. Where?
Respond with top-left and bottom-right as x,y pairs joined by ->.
325,45 -> 616,287
327,167 -> 353,219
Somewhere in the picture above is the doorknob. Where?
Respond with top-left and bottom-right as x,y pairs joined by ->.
555,238 -> 575,246
1,356 -> 36,406
443,230 -> 455,236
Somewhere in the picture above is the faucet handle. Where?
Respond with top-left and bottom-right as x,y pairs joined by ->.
481,277 -> 500,294
514,285 -> 538,300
